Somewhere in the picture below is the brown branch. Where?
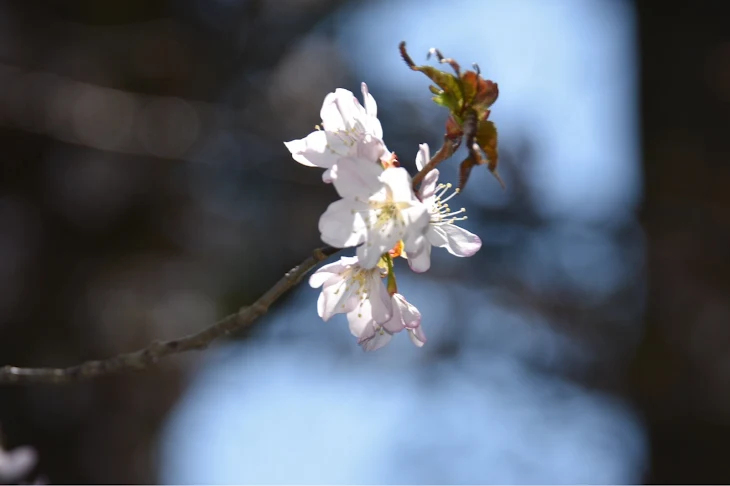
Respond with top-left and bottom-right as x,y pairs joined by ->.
411,135 -> 458,191
0,246 -> 339,385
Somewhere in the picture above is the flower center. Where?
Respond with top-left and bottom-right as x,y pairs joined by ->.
430,182 -> 467,225
366,200 -> 406,239
333,266 -> 377,312
347,266 -> 387,318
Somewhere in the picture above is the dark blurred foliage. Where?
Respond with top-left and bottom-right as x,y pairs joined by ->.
0,0 -> 727,483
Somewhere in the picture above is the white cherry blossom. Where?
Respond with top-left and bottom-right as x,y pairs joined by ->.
352,293 -> 426,352
284,83 -> 389,183
308,255 -> 392,324
319,161 -> 430,269
407,143 -> 482,273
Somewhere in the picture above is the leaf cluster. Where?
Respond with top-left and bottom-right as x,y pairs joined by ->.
399,42 -> 503,190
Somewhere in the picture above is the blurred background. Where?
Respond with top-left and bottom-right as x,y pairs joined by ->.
0,0 -> 728,483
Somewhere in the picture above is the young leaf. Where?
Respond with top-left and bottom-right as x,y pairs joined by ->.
475,120 -> 504,188
400,42 -> 465,111
458,153 -> 478,191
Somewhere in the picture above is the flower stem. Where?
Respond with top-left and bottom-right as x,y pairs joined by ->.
385,254 -> 398,295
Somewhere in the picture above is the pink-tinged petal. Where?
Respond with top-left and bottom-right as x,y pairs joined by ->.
322,167 -> 333,183
394,293 -> 421,329
330,157 -> 383,199
346,302 -> 373,338
359,328 -> 393,352
408,326 -> 427,347
415,143 -> 430,171
319,199 -> 368,248
381,167 -> 417,203
369,272 -> 393,324
381,295 -> 405,333
441,224 -> 482,257
419,168 -> 440,201
284,131 -> 337,169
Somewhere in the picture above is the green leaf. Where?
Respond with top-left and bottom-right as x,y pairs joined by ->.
408,65 -> 464,112
432,91 -> 461,112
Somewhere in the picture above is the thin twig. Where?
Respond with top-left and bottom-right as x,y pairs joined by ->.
411,136 -> 458,191
0,246 -> 339,385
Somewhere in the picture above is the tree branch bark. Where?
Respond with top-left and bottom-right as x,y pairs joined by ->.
411,135 -> 457,191
0,246 -> 339,385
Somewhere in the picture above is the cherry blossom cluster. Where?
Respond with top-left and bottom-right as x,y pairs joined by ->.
285,83 -> 481,351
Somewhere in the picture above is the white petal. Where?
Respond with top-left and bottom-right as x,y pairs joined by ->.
381,295 -> 405,333
360,82 -> 383,139
415,143 -> 430,171
441,224 -> 482,257
319,199 -> 368,248
408,326 -> 427,347
406,242 -> 431,273
369,272 -> 393,324
426,225 -> 449,248
359,328 -> 393,352
394,294 -> 421,329
367,119 -> 384,141
381,167 -> 417,203
317,291 -> 325,318
330,157 -> 383,199
356,226 -> 400,269
356,243 -> 382,270
419,168 -> 440,200
308,256 -> 356,288
346,301 -> 373,338
319,276 -> 360,321
320,91 -> 347,131
309,268 -> 341,289
284,131 -> 338,169
333,88 -> 366,132
361,82 -> 377,118
355,137 -> 388,163
400,203 -> 431,239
